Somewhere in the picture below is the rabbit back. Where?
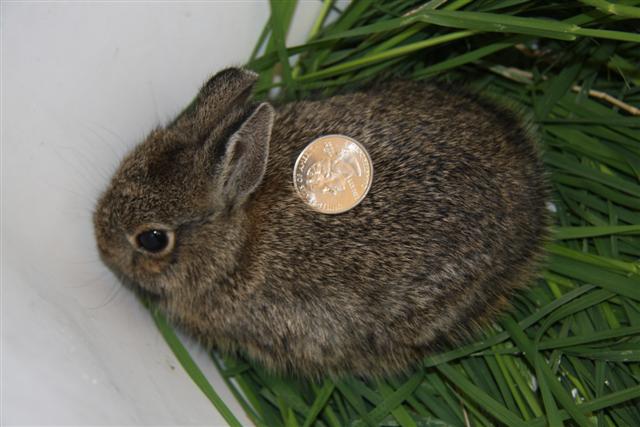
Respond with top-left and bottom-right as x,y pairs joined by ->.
185,82 -> 548,377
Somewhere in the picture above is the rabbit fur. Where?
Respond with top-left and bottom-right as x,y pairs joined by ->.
94,67 -> 549,378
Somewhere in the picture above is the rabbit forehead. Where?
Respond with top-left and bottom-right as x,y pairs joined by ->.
121,130 -> 195,178
101,135 -> 210,229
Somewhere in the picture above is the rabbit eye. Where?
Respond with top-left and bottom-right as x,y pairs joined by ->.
128,224 -> 175,257
136,229 -> 169,253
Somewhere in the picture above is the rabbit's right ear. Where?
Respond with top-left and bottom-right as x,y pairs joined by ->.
198,67 -> 258,109
173,67 -> 259,139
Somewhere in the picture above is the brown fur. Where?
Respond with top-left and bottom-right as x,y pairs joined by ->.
94,67 -> 550,378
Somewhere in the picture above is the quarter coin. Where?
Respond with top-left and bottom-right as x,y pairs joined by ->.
293,134 -> 373,214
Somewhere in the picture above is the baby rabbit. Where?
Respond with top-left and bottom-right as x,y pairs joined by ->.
94,67 -> 549,378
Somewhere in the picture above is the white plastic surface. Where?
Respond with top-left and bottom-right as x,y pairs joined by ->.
1,2 -> 320,425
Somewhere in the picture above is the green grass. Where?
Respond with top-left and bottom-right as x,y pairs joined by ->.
152,1 -> 640,426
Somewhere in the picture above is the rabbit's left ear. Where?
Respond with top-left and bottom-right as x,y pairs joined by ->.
216,102 -> 274,206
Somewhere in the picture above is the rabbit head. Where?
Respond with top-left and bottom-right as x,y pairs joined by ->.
93,68 -> 274,301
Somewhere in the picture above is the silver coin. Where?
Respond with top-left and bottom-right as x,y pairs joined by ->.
293,134 -> 373,214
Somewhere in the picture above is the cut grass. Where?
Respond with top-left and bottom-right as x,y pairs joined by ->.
153,1 -> 640,426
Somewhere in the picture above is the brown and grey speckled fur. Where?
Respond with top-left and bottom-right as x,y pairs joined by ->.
94,68 -> 549,378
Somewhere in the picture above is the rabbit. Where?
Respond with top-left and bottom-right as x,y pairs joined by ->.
93,67 -> 549,378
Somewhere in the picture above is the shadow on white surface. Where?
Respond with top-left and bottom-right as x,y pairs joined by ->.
1,2 -> 320,425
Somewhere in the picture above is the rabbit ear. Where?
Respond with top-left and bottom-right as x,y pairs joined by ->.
217,102 -> 274,205
198,67 -> 258,107
173,67 -> 259,138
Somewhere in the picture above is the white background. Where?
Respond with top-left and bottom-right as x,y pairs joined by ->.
1,2 -> 322,425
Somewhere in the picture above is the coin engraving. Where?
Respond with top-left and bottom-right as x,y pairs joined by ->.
293,135 -> 373,214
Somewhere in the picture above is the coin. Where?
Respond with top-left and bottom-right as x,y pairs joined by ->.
293,134 -> 373,214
